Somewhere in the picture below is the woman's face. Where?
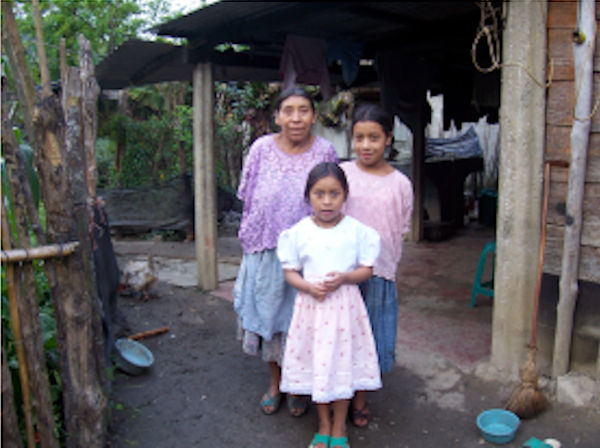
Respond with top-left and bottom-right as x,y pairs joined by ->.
275,95 -> 316,144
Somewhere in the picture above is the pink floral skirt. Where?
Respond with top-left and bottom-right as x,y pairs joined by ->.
280,284 -> 382,403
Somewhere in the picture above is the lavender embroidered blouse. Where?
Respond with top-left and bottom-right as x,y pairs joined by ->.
237,134 -> 338,253
341,161 -> 414,281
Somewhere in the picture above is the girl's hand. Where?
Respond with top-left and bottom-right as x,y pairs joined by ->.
308,282 -> 329,302
323,271 -> 346,292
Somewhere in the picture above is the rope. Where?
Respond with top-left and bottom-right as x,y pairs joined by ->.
471,0 -> 554,89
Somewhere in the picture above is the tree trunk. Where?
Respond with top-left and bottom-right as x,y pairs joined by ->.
33,82 -> 108,448
32,57 -> 107,448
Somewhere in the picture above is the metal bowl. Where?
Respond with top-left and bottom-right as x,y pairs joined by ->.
114,338 -> 154,375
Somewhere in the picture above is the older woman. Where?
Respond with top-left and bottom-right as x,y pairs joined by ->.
234,86 -> 338,416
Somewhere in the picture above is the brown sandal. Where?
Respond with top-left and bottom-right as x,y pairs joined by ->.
350,403 -> 371,427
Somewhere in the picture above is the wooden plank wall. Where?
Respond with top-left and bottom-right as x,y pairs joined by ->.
544,0 -> 600,283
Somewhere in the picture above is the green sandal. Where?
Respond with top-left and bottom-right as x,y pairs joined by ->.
308,432 -> 330,448
329,436 -> 350,448
260,391 -> 281,415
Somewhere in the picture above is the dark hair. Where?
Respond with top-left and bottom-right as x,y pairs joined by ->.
351,103 -> 393,136
304,162 -> 349,202
276,86 -> 315,112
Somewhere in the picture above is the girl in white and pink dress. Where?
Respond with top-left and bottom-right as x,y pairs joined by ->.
277,162 -> 381,448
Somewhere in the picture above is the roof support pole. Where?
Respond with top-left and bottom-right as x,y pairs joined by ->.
491,0 -> 548,377
552,0 -> 596,378
193,62 -> 218,291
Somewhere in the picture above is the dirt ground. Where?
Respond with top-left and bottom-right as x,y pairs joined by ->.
106,228 -> 600,448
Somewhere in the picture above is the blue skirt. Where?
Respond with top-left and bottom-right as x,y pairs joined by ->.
359,276 -> 398,373
233,249 -> 296,341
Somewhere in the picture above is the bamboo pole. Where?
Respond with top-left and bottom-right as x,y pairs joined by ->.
1,205 -> 36,448
0,2 -> 37,144
32,0 -> 51,99
2,346 -> 24,448
1,241 -> 80,263
552,0 -> 596,378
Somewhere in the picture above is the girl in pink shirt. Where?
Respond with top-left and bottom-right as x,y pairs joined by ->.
340,104 -> 414,427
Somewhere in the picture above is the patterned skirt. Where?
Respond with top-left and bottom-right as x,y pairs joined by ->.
280,283 -> 382,403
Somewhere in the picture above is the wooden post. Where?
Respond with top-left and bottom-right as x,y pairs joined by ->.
1,208 -> 35,448
410,114 -> 425,242
3,5 -> 107,444
552,0 -> 596,378
79,35 -> 100,198
2,78 -> 59,448
1,2 -> 37,145
32,0 -> 51,99
2,346 -> 24,448
193,62 -> 218,290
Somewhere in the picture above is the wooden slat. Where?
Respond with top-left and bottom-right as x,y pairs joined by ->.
546,157 -> 600,184
546,125 -> 600,159
547,80 -> 575,126
548,28 -> 575,81
546,180 -> 600,244
545,224 -> 600,283
548,0 -> 577,29
592,73 -> 600,132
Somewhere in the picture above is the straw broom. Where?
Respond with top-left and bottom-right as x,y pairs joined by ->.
505,161 -> 552,419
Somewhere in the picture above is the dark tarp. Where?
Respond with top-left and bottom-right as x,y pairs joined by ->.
98,175 -> 193,234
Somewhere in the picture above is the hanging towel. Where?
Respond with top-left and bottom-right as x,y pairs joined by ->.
280,34 -> 331,99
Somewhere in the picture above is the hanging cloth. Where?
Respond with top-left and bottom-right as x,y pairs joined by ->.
280,34 -> 331,99
327,39 -> 363,87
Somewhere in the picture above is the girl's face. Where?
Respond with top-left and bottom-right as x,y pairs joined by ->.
352,120 -> 392,169
309,175 -> 346,228
275,95 -> 316,144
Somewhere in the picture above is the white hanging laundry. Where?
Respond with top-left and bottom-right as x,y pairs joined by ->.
393,115 -> 413,162
426,90 -> 444,138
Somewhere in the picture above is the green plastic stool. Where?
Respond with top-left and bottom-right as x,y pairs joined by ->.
470,241 -> 496,307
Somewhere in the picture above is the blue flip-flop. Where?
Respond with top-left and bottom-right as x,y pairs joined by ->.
308,432 -> 329,448
287,394 -> 310,417
260,390 -> 281,415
